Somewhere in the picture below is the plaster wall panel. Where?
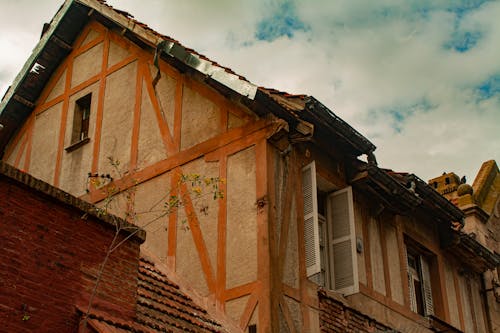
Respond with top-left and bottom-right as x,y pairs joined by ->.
4,132 -> 25,166
226,146 -> 257,289
405,217 -> 439,247
134,171 -> 171,263
148,64 -> 176,138
459,275 -> 474,333
284,295 -> 302,332
108,40 -> 131,68
385,223 -> 404,305
471,278 -> 487,333
45,69 -> 66,102
369,217 -> 386,295
95,192 -> 129,220
17,143 -> 27,169
278,311 -> 290,333
178,157 -> 220,273
248,304 -> 259,330
137,81 -> 167,169
99,61 -> 137,176
308,307 -> 320,333
176,213 -> 210,296
181,85 -> 221,150
80,29 -> 101,47
71,43 -> 103,88
349,293 -> 434,333
29,103 -> 62,184
60,84 -> 99,196
443,259 -> 460,329
225,295 -> 249,323
227,112 -> 246,130
354,203 -> 367,285
283,193 -> 299,288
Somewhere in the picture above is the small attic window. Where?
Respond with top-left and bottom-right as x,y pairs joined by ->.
433,182 -> 437,189
66,93 -> 91,152
445,177 -> 450,185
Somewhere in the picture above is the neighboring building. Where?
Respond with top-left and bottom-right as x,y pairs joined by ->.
0,161 -> 227,332
1,1 -> 498,332
429,160 -> 500,333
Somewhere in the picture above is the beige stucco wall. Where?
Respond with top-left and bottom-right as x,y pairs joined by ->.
369,216 -> 386,296
354,202 -> 367,286
46,68 -> 66,102
349,293 -> 433,333
133,171 -> 172,262
181,85 -> 221,150
283,192 -> 299,289
29,104 -> 62,184
71,43 -> 103,88
60,83 -> 100,196
99,61 -> 137,175
226,146 -> 257,289
137,80 -> 168,169
385,222 -> 404,305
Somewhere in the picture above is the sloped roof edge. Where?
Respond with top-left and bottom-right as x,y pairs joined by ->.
0,0 -> 375,159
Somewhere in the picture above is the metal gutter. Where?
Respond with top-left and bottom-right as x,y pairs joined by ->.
76,0 -> 256,99
0,0 -> 74,113
304,97 -> 376,156
409,174 -> 465,225
154,41 -> 257,99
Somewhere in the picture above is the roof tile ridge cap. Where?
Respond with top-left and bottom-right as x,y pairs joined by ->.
80,307 -> 152,333
137,285 -> 203,311
139,250 -> 239,333
137,296 -> 221,330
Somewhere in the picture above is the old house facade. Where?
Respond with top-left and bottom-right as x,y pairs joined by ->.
1,1 -> 498,332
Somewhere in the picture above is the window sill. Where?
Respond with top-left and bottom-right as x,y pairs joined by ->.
65,137 -> 90,152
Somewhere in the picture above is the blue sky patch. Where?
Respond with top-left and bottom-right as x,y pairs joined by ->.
255,1 -> 309,42
444,30 -> 482,52
476,75 -> 500,100
375,99 -> 436,133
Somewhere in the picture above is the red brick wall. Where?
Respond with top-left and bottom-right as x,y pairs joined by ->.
0,175 -> 141,332
319,290 -> 399,333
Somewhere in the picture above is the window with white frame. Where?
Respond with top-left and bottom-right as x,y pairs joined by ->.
302,161 -> 359,295
406,244 -> 434,316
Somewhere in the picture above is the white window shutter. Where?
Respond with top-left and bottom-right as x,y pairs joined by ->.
302,161 -> 321,277
405,248 -> 418,312
420,256 -> 434,316
327,187 -> 358,295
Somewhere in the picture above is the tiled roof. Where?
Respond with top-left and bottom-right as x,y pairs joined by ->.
83,257 -> 225,333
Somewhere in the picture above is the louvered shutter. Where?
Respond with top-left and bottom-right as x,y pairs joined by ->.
405,248 -> 418,312
302,161 -> 321,277
420,256 -> 434,316
327,187 -> 358,295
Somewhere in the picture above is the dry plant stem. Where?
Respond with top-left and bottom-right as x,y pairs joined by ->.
81,221 -> 121,331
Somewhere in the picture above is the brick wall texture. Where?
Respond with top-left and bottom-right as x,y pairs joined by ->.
319,290 -> 399,333
0,174 -> 142,332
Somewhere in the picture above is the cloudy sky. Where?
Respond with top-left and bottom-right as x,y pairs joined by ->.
1,0 -> 499,182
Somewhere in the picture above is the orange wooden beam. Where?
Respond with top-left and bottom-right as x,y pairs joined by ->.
143,65 -> 176,155
179,181 -> 216,293
91,30 -> 110,174
130,61 -> 144,171
216,155 -> 228,311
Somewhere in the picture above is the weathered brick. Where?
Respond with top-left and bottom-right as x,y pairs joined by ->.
0,173 -> 143,332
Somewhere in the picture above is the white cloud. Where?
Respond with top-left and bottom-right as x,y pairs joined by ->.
1,0 -> 498,182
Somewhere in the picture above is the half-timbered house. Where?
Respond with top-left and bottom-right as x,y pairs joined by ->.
1,1 -> 498,332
